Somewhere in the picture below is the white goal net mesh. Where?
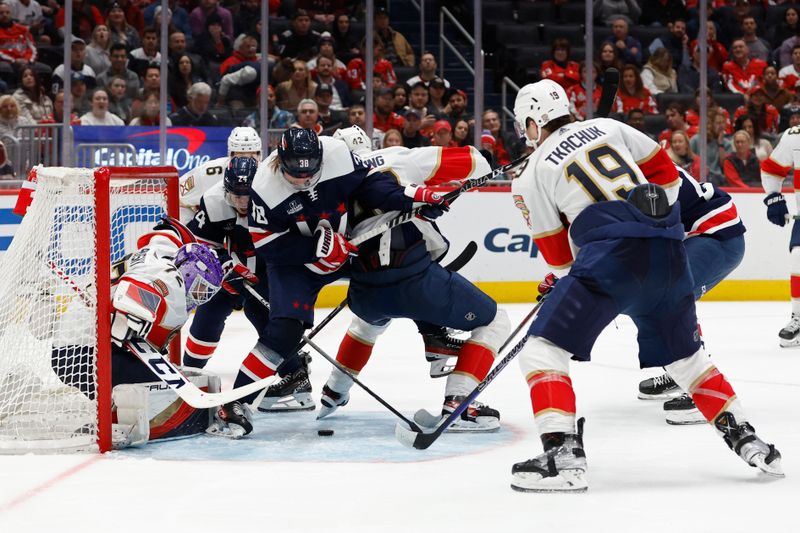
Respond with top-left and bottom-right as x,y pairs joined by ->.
0,167 -> 172,453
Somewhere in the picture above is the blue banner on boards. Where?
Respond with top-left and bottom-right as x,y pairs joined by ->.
73,126 -> 233,173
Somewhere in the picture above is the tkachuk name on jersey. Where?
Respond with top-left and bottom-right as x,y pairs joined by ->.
544,125 -> 606,165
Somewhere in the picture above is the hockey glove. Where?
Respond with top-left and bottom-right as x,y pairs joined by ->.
764,192 -> 790,227
537,272 -> 559,302
111,310 -> 153,346
222,261 -> 259,296
405,183 -> 450,222
313,223 -> 358,273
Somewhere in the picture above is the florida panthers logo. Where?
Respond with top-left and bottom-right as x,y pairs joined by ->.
513,194 -> 532,230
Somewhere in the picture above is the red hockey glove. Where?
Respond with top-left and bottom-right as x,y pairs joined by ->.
312,224 -> 358,273
537,272 -> 559,301
404,183 -> 450,221
222,262 -> 259,296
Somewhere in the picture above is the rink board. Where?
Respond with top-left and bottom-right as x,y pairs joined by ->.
1,189 -> 790,302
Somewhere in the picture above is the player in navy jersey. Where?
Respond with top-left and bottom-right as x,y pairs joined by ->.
638,167 -> 747,424
229,128 -> 448,407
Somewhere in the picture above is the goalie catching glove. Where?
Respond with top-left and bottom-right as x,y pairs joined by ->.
764,192 -> 790,227
222,261 -> 259,296
404,183 -> 450,221
312,221 -> 358,273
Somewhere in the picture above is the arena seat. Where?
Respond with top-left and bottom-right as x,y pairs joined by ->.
713,93 -> 745,115
517,3 -> 556,24
542,24 -> 585,47
644,114 -> 668,137
656,93 -> 695,113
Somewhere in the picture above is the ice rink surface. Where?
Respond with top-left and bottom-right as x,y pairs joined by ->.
0,301 -> 797,533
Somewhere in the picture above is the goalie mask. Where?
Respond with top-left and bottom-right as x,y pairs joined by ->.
174,243 -> 224,310
278,128 -> 323,190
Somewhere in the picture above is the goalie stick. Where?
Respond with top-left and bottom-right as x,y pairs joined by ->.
350,70 -> 622,248
394,300 -> 545,450
242,284 -> 424,432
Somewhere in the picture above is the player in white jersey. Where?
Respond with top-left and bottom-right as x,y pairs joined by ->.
178,127 -> 263,222
52,218 -> 252,445
760,126 -> 800,346
507,80 -> 782,491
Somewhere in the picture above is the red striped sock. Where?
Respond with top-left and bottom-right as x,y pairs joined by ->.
527,371 -> 576,417
452,342 -> 495,381
337,333 -> 374,373
690,367 -> 736,422
791,276 -> 800,300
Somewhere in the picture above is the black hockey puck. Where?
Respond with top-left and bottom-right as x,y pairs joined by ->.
317,429 -> 334,437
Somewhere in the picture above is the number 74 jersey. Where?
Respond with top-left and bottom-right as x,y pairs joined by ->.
511,117 -> 680,269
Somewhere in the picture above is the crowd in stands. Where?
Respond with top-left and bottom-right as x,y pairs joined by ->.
519,0 -> 800,188
2,0 -> 800,188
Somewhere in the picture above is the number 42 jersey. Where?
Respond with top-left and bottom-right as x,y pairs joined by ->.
511,117 -> 680,269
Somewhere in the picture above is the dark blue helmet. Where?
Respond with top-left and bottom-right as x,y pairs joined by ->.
627,183 -> 670,219
278,128 -> 323,190
224,156 -> 258,196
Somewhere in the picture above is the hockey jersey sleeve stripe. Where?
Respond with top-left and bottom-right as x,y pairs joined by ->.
532,227 -> 574,269
687,202 -> 740,237
250,228 -> 288,248
425,147 -> 476,185
760,157 -> 791,180
136,230 -> 183,250
637,148 -> 679,188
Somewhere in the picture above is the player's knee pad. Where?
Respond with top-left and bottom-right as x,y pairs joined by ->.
112,368 -> 220,449
664,347 -> 713,393
467,308 -> 510,353
347,315 -> 390,345
518,335 -> 571,377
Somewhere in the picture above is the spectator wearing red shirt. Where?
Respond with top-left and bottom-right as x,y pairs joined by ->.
690,21 -> 728,72
723,130 -> 761,188
734,85 -> 780,135
614,64 -> 658,114
686,89 -> 732,135
431,120 -> 453,147
778,44 -> 800,90
658,103 -> 696,147
373,87 -> 404,132
566,61 -> 602,120
721,39 -> 767,96
55,0 -> 103,42
540,38 -> 581,90
0,3 -> 36,65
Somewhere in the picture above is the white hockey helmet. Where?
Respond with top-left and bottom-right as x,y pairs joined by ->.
513,79 -> 570,146
332,125 -> 372,156
227,127 -> 262,159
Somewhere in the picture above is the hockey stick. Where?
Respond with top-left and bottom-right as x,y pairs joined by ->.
242,284 -> 424,431
595,67 -> 620,119
394,300 -> 544,450
124,338 -> 279,408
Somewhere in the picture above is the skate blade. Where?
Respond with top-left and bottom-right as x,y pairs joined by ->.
637,390 -> 683,401
511,470 -> 588,493
778,337 -> 800,348
258,393 -> 316,413
752,455 -> 786,478
665,417 -> 707,426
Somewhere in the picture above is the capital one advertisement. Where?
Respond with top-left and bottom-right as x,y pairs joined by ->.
72,126 -> 231,172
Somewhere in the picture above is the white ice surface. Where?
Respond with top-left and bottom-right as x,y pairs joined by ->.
0,302 -> 797,533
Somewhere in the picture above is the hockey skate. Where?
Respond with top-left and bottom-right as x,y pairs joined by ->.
207,401 -> 253,439
422,328 -> 463,378
664,394 -> 706,425
258,352 -> 315,412
778,313 -> 800,347
638,372 -> 681,400
714,412 -> 784,477
511,418 -> 588,493
439,395 -> 500,432
317,384 -> 350,419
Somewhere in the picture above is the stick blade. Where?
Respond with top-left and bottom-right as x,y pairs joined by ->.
394,420 -> 420,449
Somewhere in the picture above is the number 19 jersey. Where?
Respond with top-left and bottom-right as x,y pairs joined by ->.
511,118 -> 680,269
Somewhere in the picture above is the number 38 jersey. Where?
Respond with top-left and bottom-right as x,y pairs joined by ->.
178,156 -> 229,223
512,117 -> 680,269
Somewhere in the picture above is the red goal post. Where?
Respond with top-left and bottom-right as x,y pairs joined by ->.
0,166 -> 179,453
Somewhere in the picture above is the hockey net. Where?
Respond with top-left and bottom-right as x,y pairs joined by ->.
0,166 -> 178,453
